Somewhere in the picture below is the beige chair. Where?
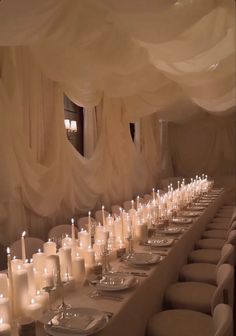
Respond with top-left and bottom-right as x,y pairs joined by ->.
164,264 -> 234,314
48,224 -> 78,241
147,304 -> 233,336
10,237 -> 44,259
202,229 -> 228,240
144,194 -> 152,202
77,216 -> 97,231
179,244 -> 234,285
111,205 -> 122,216
123,200 -> 137,211
195,229 -> 236,251
94,209 -> 109,225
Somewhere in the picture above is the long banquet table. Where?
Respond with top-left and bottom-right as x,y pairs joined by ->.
34,190 -> 226,336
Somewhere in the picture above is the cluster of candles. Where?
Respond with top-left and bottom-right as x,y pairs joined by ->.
0,175 -> 212,333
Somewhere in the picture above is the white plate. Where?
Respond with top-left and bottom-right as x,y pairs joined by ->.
181,211 -> 200,217
148,238 -> 174,247
44,307 -> 109,336
90,274 -> 136,291
157,227 -> 182,234
172,218 -> 192,224
122,252 -> 161,265
190,206 -> 205,211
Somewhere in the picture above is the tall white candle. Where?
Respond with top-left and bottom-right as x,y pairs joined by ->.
21,231 -> 26,262
152,188 -> 155,200
72,254 -> 85,284
102,206 -> 105,226
59,245 -> 72,276
23,260 -> 36,299
131,200 -> 134,209
137,196 -> 140,209
12,266 -> 29,317
88,211 -> 92,242
71,218 -> 76,242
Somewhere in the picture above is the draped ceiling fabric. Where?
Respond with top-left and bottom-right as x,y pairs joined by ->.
0,0 -> 235,243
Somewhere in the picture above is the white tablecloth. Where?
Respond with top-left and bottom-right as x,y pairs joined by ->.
28,192 -> 226,336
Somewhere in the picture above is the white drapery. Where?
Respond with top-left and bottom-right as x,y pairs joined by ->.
0,0 -> 235,244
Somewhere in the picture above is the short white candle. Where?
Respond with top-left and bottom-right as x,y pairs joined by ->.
78,229 -> 90,249
0,295 -> 10,324
43,239 -> 57,256
21,231 -> 27,262
24,299 -> 42,321
11,257 -> 23,272
0,318 -> 11,336
34,291 -> 49,312
32,250 -> 46,273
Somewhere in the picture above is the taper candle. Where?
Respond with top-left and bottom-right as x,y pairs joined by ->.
21,231 -> 26,262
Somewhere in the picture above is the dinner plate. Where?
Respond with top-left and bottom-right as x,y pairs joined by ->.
172,217 -> 192,224
44,307 -> 109,336
157,227 -> 182,234
181,211 -> 200,217
90,273 -> 136,291
122,252 -> 161,265
189,206 -> 205,211
147,238 -> 174,247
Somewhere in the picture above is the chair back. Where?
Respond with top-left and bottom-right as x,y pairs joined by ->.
213,304 -> 233,336
77,216 -> 97,234
95,209 -> 109,225
123,200 -> 136,211
227,230 -> 236,245
144,194 -> 152,202
48,224 -> 78,241
111,205 -> 122,216
229,220 -> 236,231
211,264 -> 234,314
216,244 -> 234,269
10,237 -> 44,260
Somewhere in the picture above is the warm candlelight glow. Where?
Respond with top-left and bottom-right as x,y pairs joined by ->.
6,247 -> 10,255
22,231 -> 26,237
71,218 -> 74,225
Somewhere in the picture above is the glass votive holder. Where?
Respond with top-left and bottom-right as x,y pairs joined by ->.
18,317 -> 36,336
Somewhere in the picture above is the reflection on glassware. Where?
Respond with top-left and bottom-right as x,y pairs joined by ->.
56,270 -> 71,312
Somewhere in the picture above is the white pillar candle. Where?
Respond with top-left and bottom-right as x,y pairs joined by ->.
93,241 -> 105,262
11,258 -> 23,272
59,246 -> 72,276
95,224 -> 105,241
12,266 -> 29,317
83,246 -> 95,267
43,239 -> 57,256
21,231 -> 27,262
78,230 -> 90,249
136,196 -> 140,209
34,291 -> 49,312
41,269 -> 54,289
23,260 -> 36,299
61,235 -> 72,247
32,250 -> 46,273
135,222 -> 148,243
24,299 -> 42,321
72,254 -> 85,284
45,255 -> 61,278
0,296 -> 10,324
0,276 -> 8,300
0,318 -> 11,336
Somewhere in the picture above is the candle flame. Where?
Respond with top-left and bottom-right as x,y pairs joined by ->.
17,265 -> 21,270
13,256 -> 16,260
88,211 -> 91,216
6,247 -> 10,254
102,205 -> 104,210
25,259 -> 28,263
0,294 -> 3,298
71,218 -> 74,225
31,299 -> 35,304
36,290 -> 40,295
22,231 -> 26,237
38,249 -> 41,253
0,318 -> 2,324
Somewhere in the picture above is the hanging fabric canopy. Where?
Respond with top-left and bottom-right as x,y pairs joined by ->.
0,0 -> 235,244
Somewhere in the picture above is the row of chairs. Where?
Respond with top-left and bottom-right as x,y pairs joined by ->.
147,204 -> 236,336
